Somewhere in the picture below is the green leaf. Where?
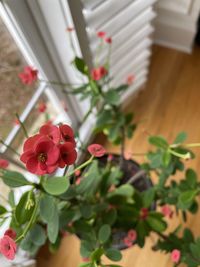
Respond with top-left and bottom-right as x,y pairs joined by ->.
40,194 -> 55,223
98,224 -> 111,244
105,248 -> 122,261
47,204 -> 59,243
0,206 -> 6,215
73,57 -> 88,75
15,191 -> 35,224
148,136 -> 168,149
79,263 -> 92,267
43,177 -> 69,196
104,90 -> 120,105
146,215 -> 167,232
115,84 -> 129,92
8,190 -> 15,207
178,190 -> 197,209
142,188 -> 155,208
186,169 -> 197,188
1,171 -> 32,187
108,184 -> 134,198
174,132 -> 187,144
162,151 -> 171,166
29,224 -> 46,246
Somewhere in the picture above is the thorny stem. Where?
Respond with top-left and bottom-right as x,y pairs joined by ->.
0,139 -> 20,156
65,156 -> 94,178
15,113 -> 28,138
119,127 -> 125,170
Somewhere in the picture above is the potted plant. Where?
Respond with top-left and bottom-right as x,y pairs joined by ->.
0,30 -> 200,267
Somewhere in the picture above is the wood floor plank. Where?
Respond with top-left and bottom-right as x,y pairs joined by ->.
37,45 -> 200,267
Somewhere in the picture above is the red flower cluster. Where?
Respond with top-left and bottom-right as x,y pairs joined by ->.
20,124 -> 77,175
0,159 -> 9,169
0,229 -> 17,260
87,144 -> 106,157
123,229 -> 137,248
91,66 -> 108,81
19,66 -> 38,85
97,31 -> 112,44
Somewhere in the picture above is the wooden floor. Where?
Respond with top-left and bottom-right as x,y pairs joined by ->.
37,45 -> 200,267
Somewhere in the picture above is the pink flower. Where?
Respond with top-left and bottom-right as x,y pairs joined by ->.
40,123 -> 61,144
123,237 -> 132,248
75,169 -> 81,177
107,154 -> 113,161
4,229 -> 16,240
20,135 -> 60,175
105,37 -> 112,44
59,124 -> 76,145
87,144 -> 106,157
171,249 -> 181,263
0,159 -> 9,169
0,235 -> 17,260
97,31 -> 106,38
75,177 -> 81,185
91,66 -> 108,81
161,205 -> 173,218
58,142 -> 77,168
66,27 -> 74,32
19,66 -> 38,85
14,119 -> 20,126
127,230 -> 137,242
82,257 -> 90,262
38,102 -> 47,113
140,208 -> 149,220
126,74 -> 135,86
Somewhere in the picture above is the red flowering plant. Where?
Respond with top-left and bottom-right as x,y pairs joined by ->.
1,126 -> 200,267
6,31 -> 200,267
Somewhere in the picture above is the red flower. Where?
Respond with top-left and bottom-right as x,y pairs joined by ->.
19,66 -> 38,85
82,257 -> 90,262
40,124 -> 61,144
171,249 -> 181,263
161,205 -> 173,218
58,142 -> 77,168
0,159 -> 9,169
0,235 -> 17,260
105,37 -> 112,44
87,144 -> 106,157
66,27 -> 74,32
127,229 -> 137,242
97,31 -> 106,38
123,237 -> 132,248
4,229 -> 16,240
107,154 -> 113,161
126,74 -> 135,86
14,119 -> 20,126
20,135 -> 60,175
91,66 -> 107,81
38,102 -> 47,113
75,177 -> 81,185
75,169 -> 81,177
59,124 -> 75,145
140,208 -> 149,220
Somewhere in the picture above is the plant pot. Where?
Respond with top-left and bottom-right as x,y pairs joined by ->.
98,153 -> 154,250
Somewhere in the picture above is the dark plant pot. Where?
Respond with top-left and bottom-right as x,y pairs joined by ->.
98,154 -> 154,250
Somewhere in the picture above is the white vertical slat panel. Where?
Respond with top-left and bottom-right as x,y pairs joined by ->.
68,0 -> 157,98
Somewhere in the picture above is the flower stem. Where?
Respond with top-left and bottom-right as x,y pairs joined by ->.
15,113 -> 29,138
0,139 -> 20,156
66,156 -> 94,177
